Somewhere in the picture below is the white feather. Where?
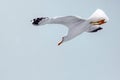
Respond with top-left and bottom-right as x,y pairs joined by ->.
32,9 -> 109,44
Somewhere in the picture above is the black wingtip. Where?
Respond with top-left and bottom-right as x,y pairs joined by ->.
90,27 -> 103,33
32,18 -> 39,25
32,17 -> 47,25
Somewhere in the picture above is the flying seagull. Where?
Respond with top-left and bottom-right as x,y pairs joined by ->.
31,9 -> 109,45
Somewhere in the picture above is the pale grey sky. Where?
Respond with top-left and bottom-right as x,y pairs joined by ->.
0,0 -> 120,80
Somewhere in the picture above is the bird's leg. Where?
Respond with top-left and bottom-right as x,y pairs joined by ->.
90,19 -> 106,25
58,37 -> 64,46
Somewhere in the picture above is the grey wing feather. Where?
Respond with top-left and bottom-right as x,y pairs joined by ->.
36,16 -> 86,28
49,16 -> 86,28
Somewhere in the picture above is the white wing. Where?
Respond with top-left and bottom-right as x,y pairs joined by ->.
63,21 -> 89,42
37,16 -> 87,43
37,16 -> 86,29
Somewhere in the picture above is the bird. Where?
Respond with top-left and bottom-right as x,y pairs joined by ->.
31,9 -> 109,46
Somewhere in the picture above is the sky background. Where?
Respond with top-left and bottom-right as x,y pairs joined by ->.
0,0 -> 120,80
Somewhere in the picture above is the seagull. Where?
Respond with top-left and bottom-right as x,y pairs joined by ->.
31,9 -> 109,45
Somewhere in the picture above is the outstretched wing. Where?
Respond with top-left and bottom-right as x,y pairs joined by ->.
32,16 -> 86,28
49,16 -> 86,28
63,21 -> 90,42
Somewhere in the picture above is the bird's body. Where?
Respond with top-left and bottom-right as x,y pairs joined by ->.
32,9 -> 109,45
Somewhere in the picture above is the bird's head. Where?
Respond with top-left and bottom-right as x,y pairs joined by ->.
98,19 -> 107,25
89,9 -> 109,25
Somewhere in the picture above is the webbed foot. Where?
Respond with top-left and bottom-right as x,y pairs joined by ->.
58,37 -> 64,46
